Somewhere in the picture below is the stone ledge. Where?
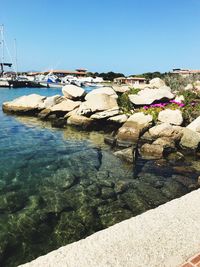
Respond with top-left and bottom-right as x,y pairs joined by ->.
19,189 -> 200,267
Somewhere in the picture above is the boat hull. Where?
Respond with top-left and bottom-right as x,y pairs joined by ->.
8,80 -> 44,88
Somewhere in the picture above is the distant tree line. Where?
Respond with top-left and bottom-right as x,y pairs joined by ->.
130,72 -> 168,82
87,71 -> 125,81
87,71 -> 171,82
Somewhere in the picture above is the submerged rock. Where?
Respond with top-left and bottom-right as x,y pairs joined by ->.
114,147 -> 135,163
37,108 -> 51,120
51,118 -> 66,128
97,201 -> 132,227
139,143 -> 164,160
0,191 -> 27,213
167,152 -> 185,163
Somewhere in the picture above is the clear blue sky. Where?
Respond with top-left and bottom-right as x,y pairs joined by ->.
1,0 -> 200,75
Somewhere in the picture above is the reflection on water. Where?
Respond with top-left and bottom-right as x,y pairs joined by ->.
15,115 -> 107,149
0,88 -> 199,267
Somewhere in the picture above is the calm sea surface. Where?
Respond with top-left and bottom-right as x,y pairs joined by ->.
0,87 -> 199,266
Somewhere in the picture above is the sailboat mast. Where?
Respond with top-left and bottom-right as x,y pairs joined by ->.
14,38 -> 18,74
0,24 -> 4,74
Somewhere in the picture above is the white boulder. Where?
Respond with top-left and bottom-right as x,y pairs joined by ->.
180,128 -> 200,150
50,99 -> 81,112
38,95 -> 63,109
149,78 -> 166,88
77,94 -> 119,115
62,85 -> 85,100
67,115 -> 94,128
127,112 -> 153,128
187,116 -> 200,133
108,114 -> 128,124
148,123 -> 183,141
4,94 -> 45,108
158,109 -> 183,125
90,108 -> 119,120
85,87 -> 118,100
128,87 -> 174,105
2,94 -> 46,113
174,95 -> 185,103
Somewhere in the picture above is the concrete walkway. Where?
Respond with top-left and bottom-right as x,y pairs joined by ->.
19,189 -> 200,267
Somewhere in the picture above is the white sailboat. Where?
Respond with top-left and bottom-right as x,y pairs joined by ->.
0,24 -> 13,87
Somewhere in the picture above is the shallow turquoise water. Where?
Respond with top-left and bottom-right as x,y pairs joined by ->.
0,87 -> 199,266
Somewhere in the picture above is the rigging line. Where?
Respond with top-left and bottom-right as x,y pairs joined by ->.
0,25 -> 4,64
4,35 -> 16,73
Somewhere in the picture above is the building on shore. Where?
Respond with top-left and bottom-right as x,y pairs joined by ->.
27,69 -> 88,78
114,76 -> 146,86
171,69 -> 200,77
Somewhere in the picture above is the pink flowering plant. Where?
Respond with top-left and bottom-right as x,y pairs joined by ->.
141,92 -> 200,122
141,99 -> 186,121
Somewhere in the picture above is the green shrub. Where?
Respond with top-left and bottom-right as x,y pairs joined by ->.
117,88 -> 141,113
127,88 -> 140,95
117,93 -> 132,113
140,107 -> 163,121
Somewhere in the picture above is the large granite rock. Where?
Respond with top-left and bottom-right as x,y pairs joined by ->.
180,128 -> 200,150
148,123 -> 183,141
129,87 -> 174,105
90,108 -> 119,120
116,121 -> 141,147
149,78 -> 166,88
67,114 -> 94,129
108,114 -> 128,124
116,113 -> 153,147
62,85 -> 85,100
85,87 -> 118,100
50,99 -> 81,112
158,109 -> 183,126
38,95 -> 63,109
127,112 -> 153,128
2,94 -> 45,113
77,94 -> 119,116
187,116 -> 200,133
